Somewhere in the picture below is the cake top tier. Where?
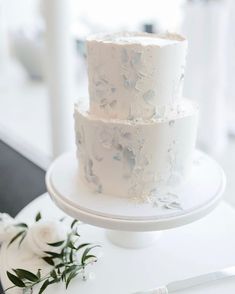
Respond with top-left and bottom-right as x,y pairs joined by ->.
87,32 -> 187,120
87,32 -> 185,46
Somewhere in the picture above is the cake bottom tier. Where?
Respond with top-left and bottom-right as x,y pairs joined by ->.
74,100 -> 198,201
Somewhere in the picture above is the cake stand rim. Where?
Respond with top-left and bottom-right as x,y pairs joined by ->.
46,150 -> 226,232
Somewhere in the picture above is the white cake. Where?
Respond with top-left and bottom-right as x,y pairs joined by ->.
74,32 -> 198,201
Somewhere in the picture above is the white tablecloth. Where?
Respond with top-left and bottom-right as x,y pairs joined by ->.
1,194 -> 235,293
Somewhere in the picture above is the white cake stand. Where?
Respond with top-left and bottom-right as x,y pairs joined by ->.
46,150 -> 226,249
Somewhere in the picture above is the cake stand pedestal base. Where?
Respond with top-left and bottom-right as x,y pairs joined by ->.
106,230 -> 163,248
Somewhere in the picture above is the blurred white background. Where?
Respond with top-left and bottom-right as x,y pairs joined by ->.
0,0 -> 235,206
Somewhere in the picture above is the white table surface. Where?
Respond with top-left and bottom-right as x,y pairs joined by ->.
1,193 -> 235,293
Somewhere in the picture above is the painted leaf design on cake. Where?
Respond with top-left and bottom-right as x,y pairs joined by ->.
150,192 -> 183,210
143,89 -> 155,103
123,147 -> 136,177
130,52 -> 142,67
84,159 -> 102,193
99,129 -> 113,149
122,74 -> 137,89
121,48 -> 129,63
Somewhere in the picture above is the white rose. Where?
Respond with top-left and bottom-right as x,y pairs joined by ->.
0,213 -> 18,243
25,220 -> 68,257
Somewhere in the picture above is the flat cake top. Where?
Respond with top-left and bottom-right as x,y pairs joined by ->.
87,32 -> 186,47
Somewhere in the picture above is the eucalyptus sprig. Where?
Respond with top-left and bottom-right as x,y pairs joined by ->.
5,214 -> 100,293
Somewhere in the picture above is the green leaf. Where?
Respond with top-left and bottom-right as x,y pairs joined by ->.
61,265 -> 79,280
50,269 -> 57,280
39,278 -> 58,294
18,232 -> 27,247
66,270 -> 78,289
35,212 -> 42,222
74,231 -> 80,237
69,249 -> 74,264
38,279 -> 50,294
36,269 -> 41,279
81,246 -> 99,265
57,267 -> 61,275
7,271 -> 26,288
82,254 -> 97,263
47,240 -> 65,247
67,241 -> 76,250
42,257 -> 55,266
14,223 -> 28,229
55,263 -> 64,269
70,219 -> 78,229
13,269 -> 39,282
44,251 -> 61,258
60,247 -> 65,258
8,231 -> 25,247
49,278 -> 60,285
76,243 -> 91,251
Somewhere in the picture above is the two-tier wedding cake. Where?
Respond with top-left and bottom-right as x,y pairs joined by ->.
74,32 -> 198,201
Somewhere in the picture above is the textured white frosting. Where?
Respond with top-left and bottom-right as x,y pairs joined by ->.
74,32 -> 197,200
87,32 -> 187,120
74,99 -> 198,200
